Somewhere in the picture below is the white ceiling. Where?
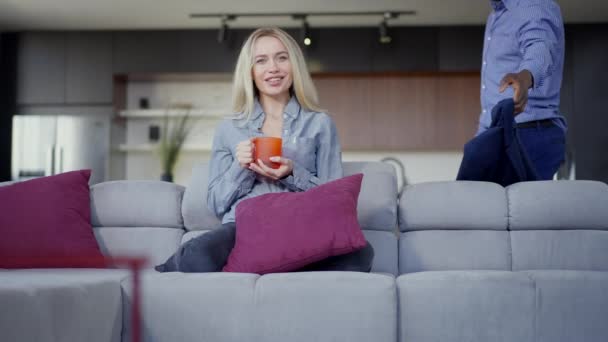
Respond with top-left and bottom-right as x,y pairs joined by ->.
0,0 -> 607,31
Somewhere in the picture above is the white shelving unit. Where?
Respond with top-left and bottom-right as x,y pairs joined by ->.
114,74 -> 233,184
117,143 -> 213,153
117,108 -> 223,153
119,109 -> 229,119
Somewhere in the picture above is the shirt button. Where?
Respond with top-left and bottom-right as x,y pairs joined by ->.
487,36 -> 492,41
283,114 -> 287,119
483,109 -> 487,113
482,84 -> 486,89
483,61 -> 487,65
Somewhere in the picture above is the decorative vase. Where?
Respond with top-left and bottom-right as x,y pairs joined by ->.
160,172 -> 173,182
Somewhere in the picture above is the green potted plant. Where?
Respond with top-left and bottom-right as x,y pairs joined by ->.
159,103 -> 196,182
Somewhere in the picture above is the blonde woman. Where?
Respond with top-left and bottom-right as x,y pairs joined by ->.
156,28 -> 373,273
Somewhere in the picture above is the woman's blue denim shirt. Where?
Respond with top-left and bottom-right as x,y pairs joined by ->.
206,96 -> 343,223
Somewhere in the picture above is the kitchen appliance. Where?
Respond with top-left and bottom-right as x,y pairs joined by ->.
11,115 -> 110,184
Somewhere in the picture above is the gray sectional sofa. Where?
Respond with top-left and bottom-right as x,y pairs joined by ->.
1,161 -> 607,342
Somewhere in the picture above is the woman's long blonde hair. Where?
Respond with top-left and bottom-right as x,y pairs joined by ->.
231,27 -> 322,120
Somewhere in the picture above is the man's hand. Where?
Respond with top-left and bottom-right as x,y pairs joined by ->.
499,70 -> 534,114
249,157 -> 293,181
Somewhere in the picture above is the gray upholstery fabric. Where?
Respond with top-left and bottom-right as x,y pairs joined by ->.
399,231 -> 511,274
363,230 -> 398,275
397,271 -> 535,342
181,163 -> 223,231
400,181 -> 507,231
5,169 -> 608,342
122,272 -> 395,342
0,269 -> 127,342
254,272 -> 396,342
94,227 -> 183,268
90,180 -> 184,228
507,180 -> 608,230
511,230 -> 608,271
122,272 -> 259,342
523,270 -> 608,342
343,162 -> 398,232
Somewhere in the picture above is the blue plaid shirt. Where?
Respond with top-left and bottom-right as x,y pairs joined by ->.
207,96 -> 343,224
478,0 -> 566,134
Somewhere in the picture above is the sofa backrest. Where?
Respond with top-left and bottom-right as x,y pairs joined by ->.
89,180 -> 185,268
181,163 -> 223,231
507,180 -> 608,271
343,162 -> 399,275
181,162 -> 398,231
181,161 -> 400,274
399,181 -> 511,274
398,180 -> 608,274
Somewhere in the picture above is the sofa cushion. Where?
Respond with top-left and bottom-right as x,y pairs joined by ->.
94,227 -> 183,268
0,269 -> 127,342
363,230 -> 398,275
181,163 -> 223,231
399,181 -> 507,231
253,272 -> 396,342
90,180 -> 184,229
511,230 -> 608,271
507,180 -> 608,230
522,270 -> 608,342
121,272 -> 259,342
0,170 -> 103,264
223,174 -> 367,274
397,271 -> 535,342
399,230 -> 511,273
343,162 -> 398,231
121,272 -> 396,342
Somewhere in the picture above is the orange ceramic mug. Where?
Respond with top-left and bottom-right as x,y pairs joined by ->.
253,137 -> 282,169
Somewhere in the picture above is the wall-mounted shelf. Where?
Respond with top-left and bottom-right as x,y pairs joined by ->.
116,144 -> 213,153
119,109 -> 228,118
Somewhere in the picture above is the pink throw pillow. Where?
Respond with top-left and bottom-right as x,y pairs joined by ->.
0,170 -> 103,267
223,174 -> 367,274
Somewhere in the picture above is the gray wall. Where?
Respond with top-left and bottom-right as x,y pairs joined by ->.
5,25 -> 608,183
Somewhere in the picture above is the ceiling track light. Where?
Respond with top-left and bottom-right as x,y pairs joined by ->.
191,11 -> 413,45
379,20 -> 391,44
191,10 -> 415,20
292,15 -> 312,46
217,15 -> 235,44
302,20 -> 311,46
379,12 -> 399,44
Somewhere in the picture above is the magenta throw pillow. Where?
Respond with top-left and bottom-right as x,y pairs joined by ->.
223,173 -> 367,274
0,170 -> 103,267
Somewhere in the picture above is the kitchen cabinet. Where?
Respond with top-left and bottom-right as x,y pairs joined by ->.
17,32 -> 66,104
66,32 -> 113,103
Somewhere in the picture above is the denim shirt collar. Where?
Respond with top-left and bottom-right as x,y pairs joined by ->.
249,96 -> 301,130
490,0 -> 517,11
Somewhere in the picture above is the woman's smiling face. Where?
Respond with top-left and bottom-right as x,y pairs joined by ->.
251,35 -> 293,99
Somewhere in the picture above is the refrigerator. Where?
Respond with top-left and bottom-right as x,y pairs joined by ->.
11,115 -> 110,184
